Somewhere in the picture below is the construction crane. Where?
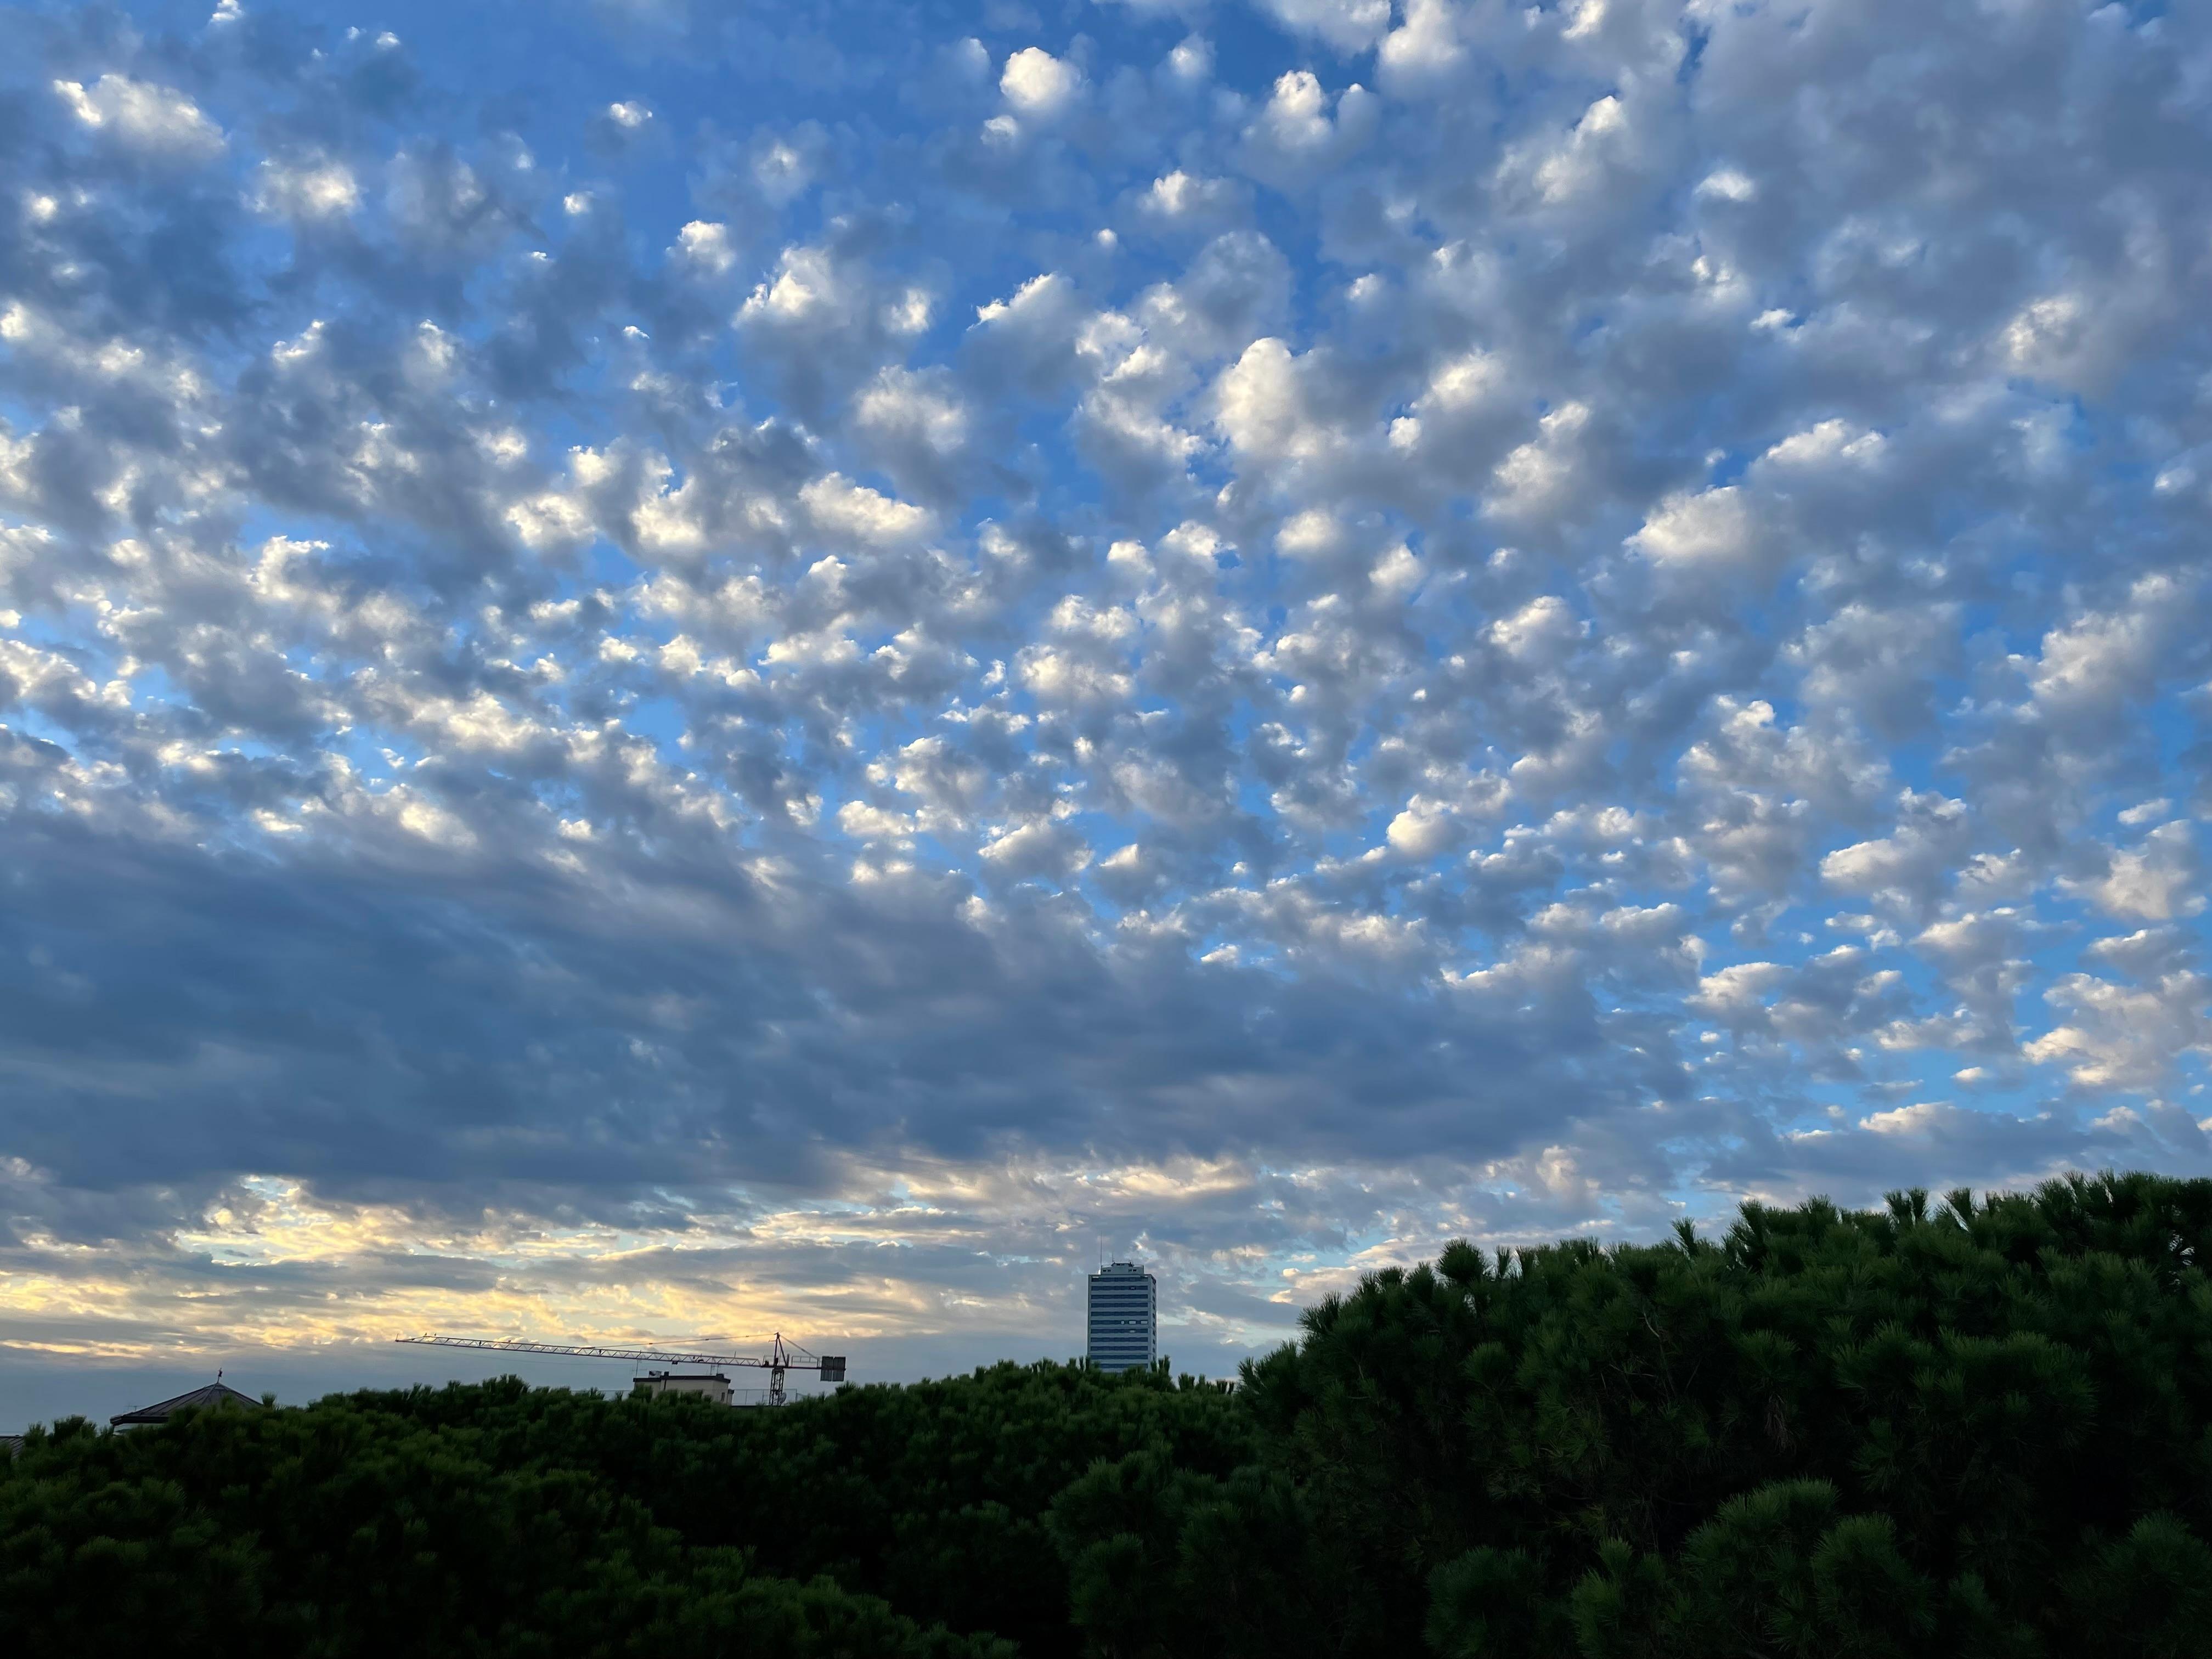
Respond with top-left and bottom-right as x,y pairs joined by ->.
396,1331 -> 847,1407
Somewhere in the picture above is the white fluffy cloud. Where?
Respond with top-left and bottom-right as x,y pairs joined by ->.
52,73 -> 224,159
1001,47 -> 1082,117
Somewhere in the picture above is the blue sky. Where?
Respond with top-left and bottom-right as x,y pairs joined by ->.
2,0 -> 2210,1419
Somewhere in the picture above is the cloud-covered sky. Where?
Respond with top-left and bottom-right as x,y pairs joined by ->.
2,0 -> 2209,1404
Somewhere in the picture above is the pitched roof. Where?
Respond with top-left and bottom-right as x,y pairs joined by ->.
109,1381 -> 265,1426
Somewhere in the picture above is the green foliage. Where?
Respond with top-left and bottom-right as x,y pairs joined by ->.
1221,1170 -> 2212,1658
1429,1545 -> 1571,1657
0,1359 -> 1237,1657
7,1172 -> 2212,1657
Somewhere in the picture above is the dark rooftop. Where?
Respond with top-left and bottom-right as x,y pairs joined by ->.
110,1381 -> 265,1427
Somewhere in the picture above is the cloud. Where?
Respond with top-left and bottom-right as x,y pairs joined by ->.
2064,823 -> 2204,923
251,154 -> 362,221
1628,485 -> 1759,570
52,74 -> 225,160
2,0 -> 2211,1390
1214,338 -> 1349,464
1001,47 -> 1082,119
1254,0 -> 1392,54
1379,0 -> 1467,92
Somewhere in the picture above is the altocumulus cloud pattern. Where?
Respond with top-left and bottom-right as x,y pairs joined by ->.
1,0 -> 2208,1369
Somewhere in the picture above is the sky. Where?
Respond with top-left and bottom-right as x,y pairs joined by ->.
2,0 -> 2210,1427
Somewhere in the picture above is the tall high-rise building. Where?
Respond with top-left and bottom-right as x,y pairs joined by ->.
1087,1260 -> 1157,1373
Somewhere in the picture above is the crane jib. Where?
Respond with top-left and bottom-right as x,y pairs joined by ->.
394,1334 -> 847,1383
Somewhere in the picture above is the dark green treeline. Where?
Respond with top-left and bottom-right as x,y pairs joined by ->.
7,1171 -> 2212,1657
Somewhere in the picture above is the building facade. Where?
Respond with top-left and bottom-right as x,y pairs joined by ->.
634,1370 -> 734,1405
1087,1260 -> 1157,1373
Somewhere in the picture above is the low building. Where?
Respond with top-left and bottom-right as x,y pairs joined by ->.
634,1370 -> 734,1405
1087,1260 -> 1158,1374
110,1381 -> 264,1430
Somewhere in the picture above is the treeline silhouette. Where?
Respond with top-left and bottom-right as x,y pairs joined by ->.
6,1172 -> 2212,1657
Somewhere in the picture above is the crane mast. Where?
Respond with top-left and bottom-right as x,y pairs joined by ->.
396,1332 -> 847,1406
